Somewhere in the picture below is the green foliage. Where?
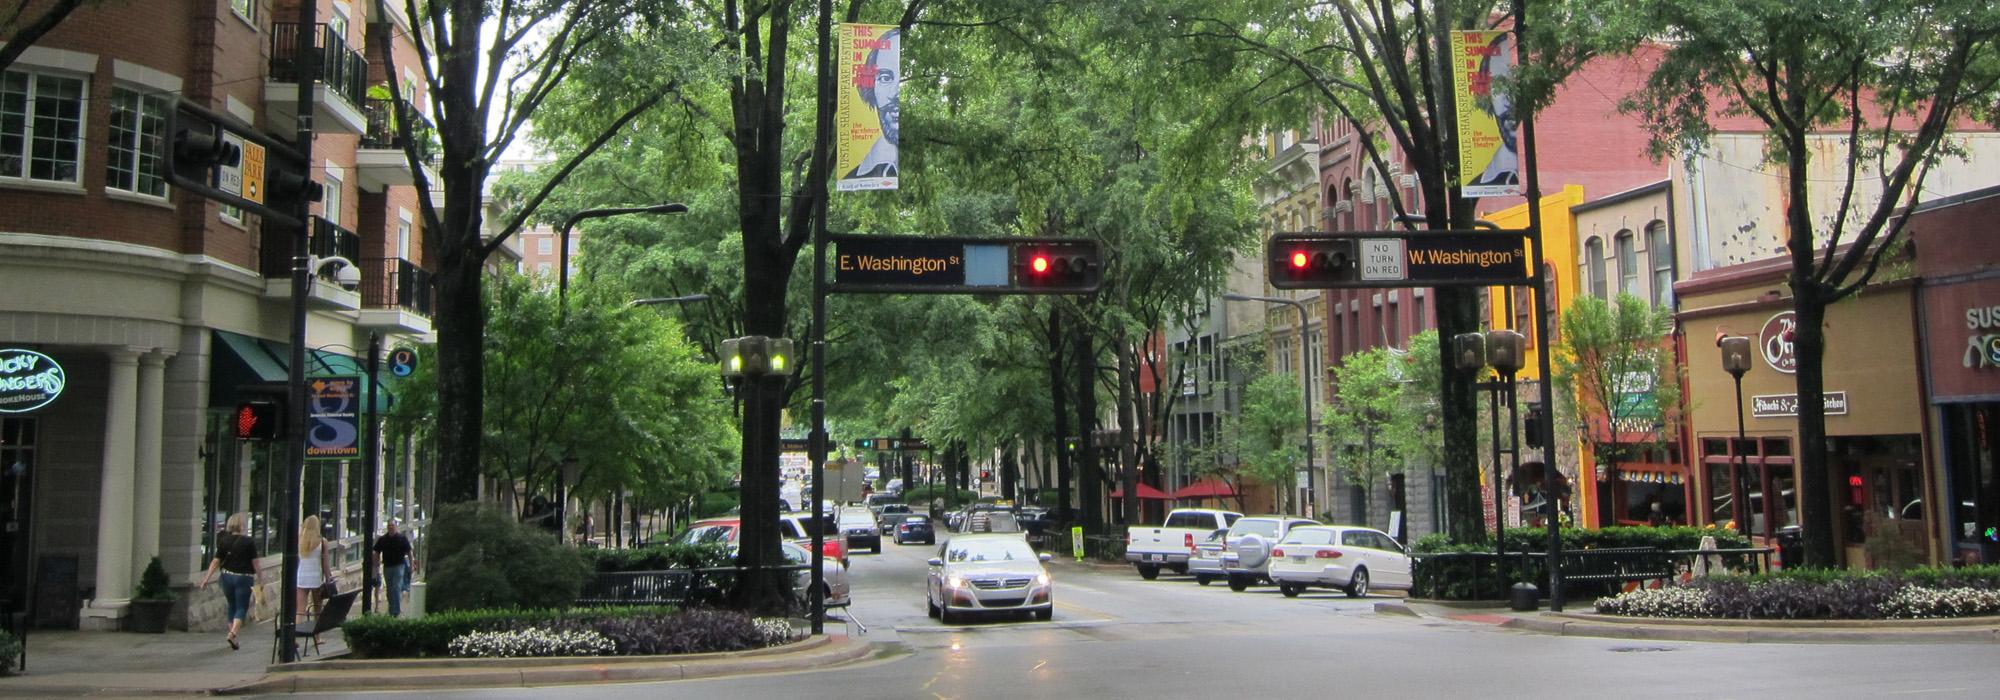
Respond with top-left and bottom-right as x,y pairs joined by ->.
0,629 -> 17,675
1554,293 -> 1680,454
1324,330 -> 1444,491
581,543 -> 731,573
900,485 -> 979,506
1864,520 -> 1928,572
344,606 -> 676,659
133,556 -> 173,602
695,491 -> 739,519
426,503 -> 592,613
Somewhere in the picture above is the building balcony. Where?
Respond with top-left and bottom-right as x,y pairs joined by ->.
267,22 -> 369,136
358,257 -> 435,334
259,216 -> 364,310
356,97 -> 440,192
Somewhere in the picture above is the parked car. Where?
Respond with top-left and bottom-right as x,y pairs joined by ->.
894,515 -> 936,545
925,533 -> 1054,623
875,503 -> 913,533
838,506 -> 882,554
1267,525 -> 1412,598
675,517 -> 741,545
1184,528 -> 1232,585
780,513 -> 849,567
1217,516 -> 1320,591
717,541 -> 851,607
1124,508 -> 1243,579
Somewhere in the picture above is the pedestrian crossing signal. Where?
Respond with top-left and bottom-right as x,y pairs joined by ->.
234,400 -> 283,440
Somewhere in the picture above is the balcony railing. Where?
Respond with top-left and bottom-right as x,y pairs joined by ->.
360,97 -> 438,166
260,217 -> 364,280
361,257 -> 435,318
270,22 -> 369,108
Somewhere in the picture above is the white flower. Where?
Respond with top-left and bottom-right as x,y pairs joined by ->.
448,628 -> 617,658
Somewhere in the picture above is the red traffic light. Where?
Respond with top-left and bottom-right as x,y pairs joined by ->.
1013,240 -> 1102,293
1291,251 -> 1309,269
1266,234 -> 1357,289
1032,255 -> 1050,274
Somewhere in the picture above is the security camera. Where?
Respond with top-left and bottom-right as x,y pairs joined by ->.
334,263 -> 361,291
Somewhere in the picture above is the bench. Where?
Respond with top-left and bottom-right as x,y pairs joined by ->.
575,570 -> 696,607
1555,547 -> 1677,593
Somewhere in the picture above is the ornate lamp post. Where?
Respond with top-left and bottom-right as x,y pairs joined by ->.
1719,335 -> 1755,538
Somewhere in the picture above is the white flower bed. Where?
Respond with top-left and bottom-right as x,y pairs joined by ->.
448,628 -> 617,658
1880,587 -> 2000,620
754,617 -> 801,646
1593,587 -> 1715,618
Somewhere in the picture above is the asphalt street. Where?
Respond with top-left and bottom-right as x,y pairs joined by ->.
278,537 -> 2000,699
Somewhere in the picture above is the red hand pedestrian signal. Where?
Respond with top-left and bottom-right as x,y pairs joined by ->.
234,400 -> 282,440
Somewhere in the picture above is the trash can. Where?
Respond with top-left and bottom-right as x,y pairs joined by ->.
1775,525 -> 1804,570
1510,582 -> 1540,611
409,581 -> 427,618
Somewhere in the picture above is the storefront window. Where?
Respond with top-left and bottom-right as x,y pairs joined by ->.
1944,404 -> 1999,562
1699,435 -> 1797,540
1832,435 -> 1924,545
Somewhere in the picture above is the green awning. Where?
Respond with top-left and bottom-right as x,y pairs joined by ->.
208,331 -> 395,413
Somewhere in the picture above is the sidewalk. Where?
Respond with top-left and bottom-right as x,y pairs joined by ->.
0,619 -> 872,697
1375,599 -> 2000,644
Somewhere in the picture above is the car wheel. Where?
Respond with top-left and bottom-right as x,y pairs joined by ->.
1195,574 -> 1215,586
1034,607 -> 1053,621
1136,563 -> 1161,580
939,605 -> 957,624
927,597 -> 939,618
1227,574 -> 1249,592
1280,583 -> 1301,598
1345,569 -> 1370,598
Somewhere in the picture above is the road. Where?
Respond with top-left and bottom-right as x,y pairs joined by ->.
285,538 -> 2000,699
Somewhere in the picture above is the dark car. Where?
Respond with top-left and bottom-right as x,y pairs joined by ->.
894,515 -> 936,545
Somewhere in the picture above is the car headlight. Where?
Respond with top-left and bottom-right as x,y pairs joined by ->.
1035,572 -> 1051,587
946,575 -> 967,589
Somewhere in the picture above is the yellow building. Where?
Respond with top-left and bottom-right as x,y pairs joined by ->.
1477,185 -> 1585,380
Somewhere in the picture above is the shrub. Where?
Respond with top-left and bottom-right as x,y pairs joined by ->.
696,491 -> 739,518
753,617 -> 800,646
448,628 -> 617,658
900,485 -> 978,506
1592,566 -> 2000,619
582,543 -> 731,573
0,629 -> 19,676
1594,587 -> 1715,618
344,606 -> 675,658
1880,587 -> 2000,619
561,609 -> 772,655
426,503 -> 592,613
134,556 -> 174,602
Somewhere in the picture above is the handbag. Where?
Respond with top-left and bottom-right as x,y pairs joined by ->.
316,546 -> 338,598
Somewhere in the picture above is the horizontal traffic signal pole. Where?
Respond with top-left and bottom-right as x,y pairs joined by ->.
1265,230 -> 1535,289
164,98 -> 318,227
829,234 -> 1102,295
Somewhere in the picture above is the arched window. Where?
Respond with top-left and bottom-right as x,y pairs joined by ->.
1615,229 -> 1638,296
1585,236 -> 1607,300
1646,221 -> 1672,307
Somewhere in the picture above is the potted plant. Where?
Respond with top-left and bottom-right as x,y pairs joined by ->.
128,556 -> 174,633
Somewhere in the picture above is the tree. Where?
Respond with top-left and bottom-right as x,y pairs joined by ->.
1618,0 -> 2000,565
1225,372 -> 1308,515
1552,293 -> 1680,527
0,0 -> 95,73
366,0 -> 703,509
1324,347 -> 1406,503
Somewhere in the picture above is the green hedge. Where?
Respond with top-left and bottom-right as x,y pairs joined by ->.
899,485 -> 978,505
696,491 -> 739,519
426,504 -> 592,613
581,543 -> 731,573
345,606 -> 676,658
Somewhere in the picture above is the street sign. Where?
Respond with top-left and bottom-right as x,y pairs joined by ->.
1263,231 -> 1533,288
305,376 -> 362,460
388,348 -> 418,377
831,234 -> 1101,294
891,437 -> 929,451
781,437 -> 811,452
239,140 -> 267,205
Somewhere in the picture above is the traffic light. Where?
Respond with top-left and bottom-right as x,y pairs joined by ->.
170,127 -> 239,188
1013,240 -> 1102,293
233,400 -> 283,440
719,336 -> 796,380
1452,333 -> 1486,372
1487,330 -> 1526,374
1523,404 -> 1546,448
1266,234 -> 1356,289
856,438 -> 876,449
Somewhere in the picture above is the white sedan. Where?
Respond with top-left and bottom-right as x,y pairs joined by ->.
1266,526 -> 1412,598
925,533 -> 1054,623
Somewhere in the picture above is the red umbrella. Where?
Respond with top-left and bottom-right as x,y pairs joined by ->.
1171,477 -> 1237,500
1109,483 -> 1173,500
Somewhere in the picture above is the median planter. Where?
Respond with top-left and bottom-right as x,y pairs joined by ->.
1594,565 -> 2000,620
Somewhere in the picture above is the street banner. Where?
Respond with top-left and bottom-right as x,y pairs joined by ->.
306,375 -> 362,460
836,23 -> 901,191
1451,30 -> 1521,198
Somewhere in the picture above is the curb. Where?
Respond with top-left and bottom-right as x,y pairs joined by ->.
1499,615 -> 2000,645
216,634 -> 873,694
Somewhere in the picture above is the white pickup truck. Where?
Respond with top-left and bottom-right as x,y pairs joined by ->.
1124,508 -> 1241,579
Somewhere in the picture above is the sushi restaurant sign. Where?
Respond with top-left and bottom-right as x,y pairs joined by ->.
0,348 -> 66,414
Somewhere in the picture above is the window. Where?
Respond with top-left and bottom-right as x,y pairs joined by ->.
329,5 -> 352,41
0,69 -> 86,183
397,215 -> 413,260
1386,298 -> 1400,344
230,0 -> 255,22
1585,236 -> 1607,300
1513,286 -> 1532,346
1647,221 -> 1672,307
538,238 -> 553,255
321,167 -> 343,226
1413,293 -> 1426,333
107,87 -> 169,197
1615,230 -> 1638,296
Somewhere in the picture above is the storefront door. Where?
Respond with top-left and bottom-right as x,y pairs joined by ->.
1,418 -> 35,617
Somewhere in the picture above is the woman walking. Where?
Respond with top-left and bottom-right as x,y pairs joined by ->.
197,513 -> 259,650
296,515 -> 330,624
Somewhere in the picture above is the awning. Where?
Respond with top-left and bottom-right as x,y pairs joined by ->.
1109,483 -> 1173,500
209,331 -> 394,412
1171,477 -> 1237,500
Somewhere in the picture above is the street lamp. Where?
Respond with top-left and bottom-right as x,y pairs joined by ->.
1719,335 -> 1755,538
1223,292 -> 1316,518
556,203 -> 690,308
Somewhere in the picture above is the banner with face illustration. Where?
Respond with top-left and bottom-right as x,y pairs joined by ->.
837,23 -> 901,191
1452,30 -> 1521,198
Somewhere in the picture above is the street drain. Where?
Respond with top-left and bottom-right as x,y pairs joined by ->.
1608,646 -> 1678,653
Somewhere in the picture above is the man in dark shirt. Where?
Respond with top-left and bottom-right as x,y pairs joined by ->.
371,520 -> 416,616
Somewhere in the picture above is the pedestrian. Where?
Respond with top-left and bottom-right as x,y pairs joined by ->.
197,512 -> 259,650
296,514 -> 330,624
370,520 -> 416,617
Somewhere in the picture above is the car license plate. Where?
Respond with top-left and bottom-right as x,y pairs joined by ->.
1144,554 -> 1165,563
1292,555 -> 1309,563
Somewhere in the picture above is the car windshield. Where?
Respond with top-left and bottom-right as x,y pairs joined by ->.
1229,519 -> 1281,539
1280,528 -> 1334,545
944,538 -> 1037,563
677,524 -> 736,545
881,504 -> 911,514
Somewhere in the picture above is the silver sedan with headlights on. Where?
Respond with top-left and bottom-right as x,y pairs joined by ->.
925,533 -> 1054,623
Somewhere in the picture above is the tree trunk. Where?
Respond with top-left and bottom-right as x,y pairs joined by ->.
1001,446 -> 1019,503
1050,308 -> 1073,523
1075,325 -> 1102,534
1792,285 -> 1837,567
433,234 -> 486,503
1118,338 -> 1139,527
1434,287 -> 1486,544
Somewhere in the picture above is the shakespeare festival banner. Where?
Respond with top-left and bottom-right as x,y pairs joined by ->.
1451,30 -> 1521,198
837,23 -> 901,191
